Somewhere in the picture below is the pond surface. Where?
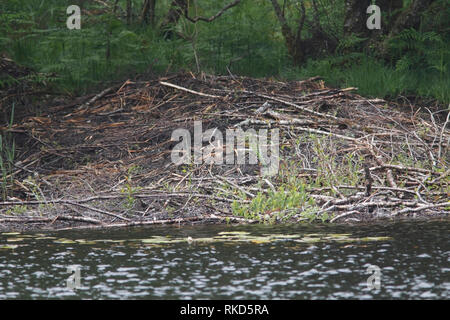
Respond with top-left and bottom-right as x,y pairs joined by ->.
0,219 -> 448,299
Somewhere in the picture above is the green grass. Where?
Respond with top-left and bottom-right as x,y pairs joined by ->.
282,55 -> 450,103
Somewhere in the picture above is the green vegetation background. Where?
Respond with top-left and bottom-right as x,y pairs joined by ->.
0,0 -> 449,103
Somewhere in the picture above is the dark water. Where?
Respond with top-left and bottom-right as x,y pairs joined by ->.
0,219 -> 448,299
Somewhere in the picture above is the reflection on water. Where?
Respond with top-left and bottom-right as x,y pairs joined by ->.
0,220 -> 449,299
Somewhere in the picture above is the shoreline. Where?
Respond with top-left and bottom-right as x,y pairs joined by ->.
1,214 -> 449,233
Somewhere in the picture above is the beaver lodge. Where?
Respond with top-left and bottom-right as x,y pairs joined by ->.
0,72 -> 448,231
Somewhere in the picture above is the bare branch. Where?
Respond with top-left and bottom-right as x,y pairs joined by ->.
184,0 -> 241,23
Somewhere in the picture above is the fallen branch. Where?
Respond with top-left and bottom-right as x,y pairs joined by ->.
243,90 -> 342,122
49,215 -> 256,231
330,210 -> 360,223
393,202 -> 450,216
367,164 -> 437,175
160,81 -> 221,99
64,201 -> 131,222
0,215 -> 102,225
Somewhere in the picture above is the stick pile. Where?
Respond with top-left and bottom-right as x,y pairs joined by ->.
1,72 -> 448,230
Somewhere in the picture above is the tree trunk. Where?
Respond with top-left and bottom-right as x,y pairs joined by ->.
376,0 -> 403,29
269,0 -> 306,66
343,0 -> 371,37
345,0 -> 404,36
141,0 -> 156,26
388,0 -> 436,37
149,0 -> 156,26
161,0 -> 187,39
126,0 -> 132,25
363,0 -> 404,50
344,0 -> 406,51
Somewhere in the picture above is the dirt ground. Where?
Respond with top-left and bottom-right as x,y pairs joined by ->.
0,71 -> 448,231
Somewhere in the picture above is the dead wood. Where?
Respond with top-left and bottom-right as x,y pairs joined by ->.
1,72 -> 448,230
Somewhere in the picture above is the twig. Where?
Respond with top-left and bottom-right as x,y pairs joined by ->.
243,90 -> 342,122
78,84 -> 119,110
64,201 -> 131,222
330,210 -> 360,223
217,176 -> 255,198
160,81 -> 221,99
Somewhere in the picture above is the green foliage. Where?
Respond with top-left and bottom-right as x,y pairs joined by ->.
0,1 -> 182,94
231,182 -> 318,224
192,0 -> 288,76
283,52 -> 449,103
5,205 -> 28,215
390,29 -> 449,75
231,161 -> 329,223
0,0 -> 448,103
120,165 -> 142,210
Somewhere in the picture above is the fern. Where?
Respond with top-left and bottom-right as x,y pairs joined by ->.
389,29 -> 449,76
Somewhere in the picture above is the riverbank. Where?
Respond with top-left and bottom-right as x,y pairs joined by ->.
0,72 -> 448,232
